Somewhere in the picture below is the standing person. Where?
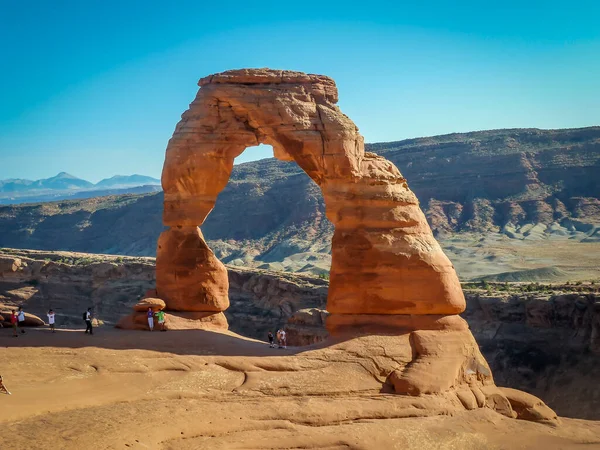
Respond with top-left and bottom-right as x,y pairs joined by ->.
147,308 -> 154,331
10,310 -> 19,337
267,331 -> 275,348
279,329 -> 287,349
47,309 -> 56,333
84,308 -> 93,335
17,307 -> 26,334
0,375 -> 11,395
155,309 -> 166,332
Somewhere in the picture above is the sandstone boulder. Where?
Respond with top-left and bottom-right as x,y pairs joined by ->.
499,387 -> 559,424
132,298 -> 166,312
388,329 -> 493,396
0,311 -> 45,327
480,385 -> 516,419
0,256 -> 23,274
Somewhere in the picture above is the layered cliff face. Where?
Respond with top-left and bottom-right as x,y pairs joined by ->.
371,127 -> 600,232
0,250 -> 156,326
465,289 -> 600,420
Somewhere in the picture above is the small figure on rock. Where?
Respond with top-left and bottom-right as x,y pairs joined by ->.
17,307 -> 26,334
0,375 -> 11,395
277,329 -> 287,349
155,309 -> 166,332
10,310 -> 19,337
147,307 -> 155,331
267,331 -> 275,348
47,309 -> 56,333
84,308 -> 93,335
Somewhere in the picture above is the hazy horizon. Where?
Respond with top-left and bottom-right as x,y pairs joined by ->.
3,123 -> 600,183
1,1 -> 599,182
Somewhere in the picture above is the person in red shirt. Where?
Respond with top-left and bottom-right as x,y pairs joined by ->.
10,310 -> 19,337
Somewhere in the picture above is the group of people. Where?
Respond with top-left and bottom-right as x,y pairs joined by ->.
146,307 -> 166,331
9,307 -> 283,346
267,329 -> 287,348
7,307 -> 94,336
8,307 -> 26,337
7,306 -> 167,335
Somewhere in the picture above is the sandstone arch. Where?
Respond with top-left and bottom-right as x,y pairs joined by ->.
156,68 -> 466,332
118,69 -> 560,420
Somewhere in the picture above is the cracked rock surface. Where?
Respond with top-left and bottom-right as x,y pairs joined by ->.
1,328 -> 597,449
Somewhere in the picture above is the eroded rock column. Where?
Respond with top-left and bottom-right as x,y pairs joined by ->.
324,152 -> 467,334
156,227 -> 228,312
155,81 -> 258,328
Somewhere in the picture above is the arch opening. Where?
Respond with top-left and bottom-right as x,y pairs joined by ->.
233,144 -> 274,165
207,142 -> 333,339
207,143 -> 333,271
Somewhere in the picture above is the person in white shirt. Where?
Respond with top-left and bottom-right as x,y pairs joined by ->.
17,307 -> 26,334
277,329 -> 287,349
147,308 -> 154,331
85,308 -> 93,335
47,309 -> 56,333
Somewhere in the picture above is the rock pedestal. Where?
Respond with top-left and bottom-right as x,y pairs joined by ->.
156,227 -> 229,312
116,297 -> 228,331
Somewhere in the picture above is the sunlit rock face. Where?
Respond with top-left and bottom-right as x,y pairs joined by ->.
157,68 -> 465,323
150,69 -> 560,423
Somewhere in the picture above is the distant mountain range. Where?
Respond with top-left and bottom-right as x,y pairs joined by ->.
94,174 -> 161,189
0,173 -> 161,204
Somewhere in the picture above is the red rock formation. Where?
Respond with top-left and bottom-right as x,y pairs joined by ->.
151,69 -> 557,423
157,68 -> 464,324
132,298 -> 166,312
156,227 -> 228,312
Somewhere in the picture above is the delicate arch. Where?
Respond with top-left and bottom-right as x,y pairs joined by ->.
156,69 -> 465,334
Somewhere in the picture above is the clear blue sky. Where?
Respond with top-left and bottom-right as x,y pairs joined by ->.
1,0 -> 598,182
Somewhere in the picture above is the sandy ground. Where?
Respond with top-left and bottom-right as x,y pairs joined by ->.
1,327 -> 600,450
